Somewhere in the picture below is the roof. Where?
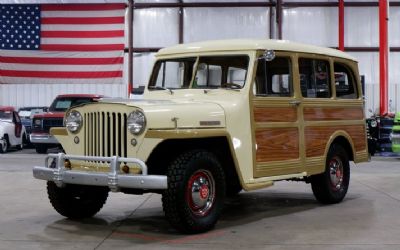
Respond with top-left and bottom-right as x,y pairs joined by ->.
157,39 -> 357,61
56,94 -> 104,99
0,106 -> 15,112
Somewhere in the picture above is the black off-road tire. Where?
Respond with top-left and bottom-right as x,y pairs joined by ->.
47,182 -> 109,219
311,144 -> 350,204
226,182 -> 242,197
162,150 -> 226,234
35,144 -> 48,154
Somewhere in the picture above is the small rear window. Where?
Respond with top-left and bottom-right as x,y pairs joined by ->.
334,63 -> 358,99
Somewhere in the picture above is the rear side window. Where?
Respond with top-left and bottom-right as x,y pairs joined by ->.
299,58 -> 331,98
334,63 -> 358,99
255,57 -> 292,97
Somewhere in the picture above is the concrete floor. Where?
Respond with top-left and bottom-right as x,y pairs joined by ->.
0,149 -> 400,250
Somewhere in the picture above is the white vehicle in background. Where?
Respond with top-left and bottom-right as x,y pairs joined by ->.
0,106 -> 27,153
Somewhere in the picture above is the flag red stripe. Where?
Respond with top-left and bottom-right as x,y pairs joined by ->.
41,4 -> 126,11
41,17 -> 124,25
41,30 -> 124,38
41,44 -> 124,51
0,56 -> 123,65
0,70 -> 122,78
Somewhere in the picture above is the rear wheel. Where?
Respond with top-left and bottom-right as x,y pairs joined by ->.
35,144 -> 48,154
311,144 -> 350,204
47,182 -> 109,219
17,134 -> 26,150
162,150 -> 226,234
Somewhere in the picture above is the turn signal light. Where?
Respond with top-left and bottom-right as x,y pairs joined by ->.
122,164 -> 130,173
64,159 -> 71,169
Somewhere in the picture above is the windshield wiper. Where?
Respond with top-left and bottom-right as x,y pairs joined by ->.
148,86 -> 174,95
219,83 -> 242,90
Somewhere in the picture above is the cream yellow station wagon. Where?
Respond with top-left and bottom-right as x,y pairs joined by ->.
33,39 -> 369,234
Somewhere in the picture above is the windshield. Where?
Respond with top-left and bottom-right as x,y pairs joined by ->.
149,55 -> 249,90
49,98 -> 94,112
0,111 -> 12,121
18,108 -> 47,118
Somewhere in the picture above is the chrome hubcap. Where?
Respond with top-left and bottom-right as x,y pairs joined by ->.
329,156 -> 344,190
186,170 -> 215,217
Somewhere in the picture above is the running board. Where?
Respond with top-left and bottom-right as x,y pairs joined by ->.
244,172 -> 307,191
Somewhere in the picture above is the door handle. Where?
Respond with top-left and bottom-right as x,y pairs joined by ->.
289,100 -> 301,106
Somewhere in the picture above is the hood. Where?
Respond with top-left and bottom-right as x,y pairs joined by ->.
108,99 -> 226,129
0,120 -> 12,135
33,112 -> 65,119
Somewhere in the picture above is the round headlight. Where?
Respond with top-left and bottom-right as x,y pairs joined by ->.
34,119 -> 42,126
65,110 -> 82,133
370,120 -> 377,128
127,110 -> 146,135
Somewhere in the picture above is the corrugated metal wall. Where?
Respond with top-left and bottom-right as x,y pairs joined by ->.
0,83 -> 126,108
1,0 -> 400,115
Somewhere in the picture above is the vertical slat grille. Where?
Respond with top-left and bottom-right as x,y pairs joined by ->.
84,111 -> 127,158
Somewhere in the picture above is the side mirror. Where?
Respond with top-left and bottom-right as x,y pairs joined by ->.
258,50 -> 275,61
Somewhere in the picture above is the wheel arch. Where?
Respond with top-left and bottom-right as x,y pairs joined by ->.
325,131 -> 355,162
146,136 -> 242,189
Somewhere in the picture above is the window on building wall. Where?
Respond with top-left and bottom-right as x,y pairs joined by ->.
299,58 -> 331,98
334,63 -> 358,99
254,57 -> 292,96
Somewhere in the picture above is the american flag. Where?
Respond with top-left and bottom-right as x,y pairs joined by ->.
0,4 -> 125,85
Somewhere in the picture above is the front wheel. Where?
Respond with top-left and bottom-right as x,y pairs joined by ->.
162,150 -> 226,234
47,182 -> 109,219
311,144 -> 350,204
0,138 -> 8,153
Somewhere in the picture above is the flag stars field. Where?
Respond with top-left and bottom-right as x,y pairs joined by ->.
0,3 -> 125,85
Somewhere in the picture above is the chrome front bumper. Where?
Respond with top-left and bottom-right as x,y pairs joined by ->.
30,133 -> 59,144
33,153 -> 168,192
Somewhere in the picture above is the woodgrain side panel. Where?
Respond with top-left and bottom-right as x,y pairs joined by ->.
256,128 -> 299,162
305,125 -> 366,157
254,107 -> 297,123
304,107 -> 364,121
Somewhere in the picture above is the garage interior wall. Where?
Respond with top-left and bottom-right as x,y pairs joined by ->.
131,0 -> 400,116
1,0 -> 399,115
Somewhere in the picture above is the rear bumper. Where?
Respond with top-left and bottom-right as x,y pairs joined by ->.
30,133 -> 59,144
32,153 -> 168,191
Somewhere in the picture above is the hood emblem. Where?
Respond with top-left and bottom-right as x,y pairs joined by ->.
200,121 -> 221,126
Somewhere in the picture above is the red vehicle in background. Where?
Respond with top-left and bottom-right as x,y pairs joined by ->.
30,94 -> 103,154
